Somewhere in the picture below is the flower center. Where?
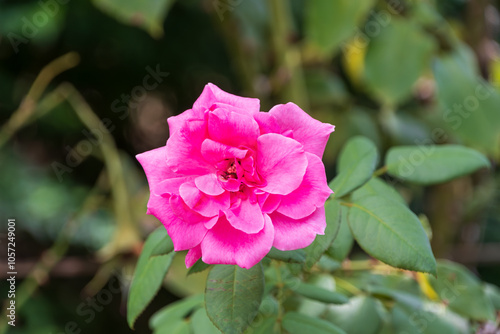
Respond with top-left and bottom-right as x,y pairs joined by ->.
222,162 -> 238,180
218,160 -> 241,181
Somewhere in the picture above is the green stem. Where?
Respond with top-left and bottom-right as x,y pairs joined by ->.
373,166 -> 388,177
0,174 -> 106,334
269,0 -> 309,109
272,261 -> 285,326
0,52 -> 79,148
57,84 -> 140,259
334,277 -> 362,296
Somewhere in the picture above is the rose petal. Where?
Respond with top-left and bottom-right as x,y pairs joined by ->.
269,207 -> 326,251
269,103 -> 335,158
155,176 -> 193,196
220,178 -> 241,192
201,139 -> 248,165
185,245 -> 202,268
261,194 -> 281,214
148,194 -> 208,251
137,147 -> 182,214
200,215 -> 274,269
194,173 -> 225,196
167,109 -> 204,135
208,108 -> 260,148
256,133 -> 308,195
146,176 -> 191,214
253,112 -> 281,135
224,196 -> 265,234
166,119 -> 211,174
193,83 -> 260,114
136,146 -> 176,189
277,153 -> 333,219
179,182 -> 229,217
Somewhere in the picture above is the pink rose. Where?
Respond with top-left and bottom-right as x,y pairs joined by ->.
137,83 -> 334,269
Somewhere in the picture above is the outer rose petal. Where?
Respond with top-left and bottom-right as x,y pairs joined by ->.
277,153 -> 333,219
185,245 -> 202,268
170,194 -> 219,223
193,83 -> 260,114
269,206 -> 326,251
167,109 -> 204,136
201,215 -> 274,269
257,133 -> 308,195
148,195 -> 209,251
269,102 -> 335,158
137,148 -> 185,214
166,118 -> 211,175
253,112 -> 281,135
208,109 -> 260,148
155,176 -> 193,196
146,176 -> 193,213
136,146 -> 176,190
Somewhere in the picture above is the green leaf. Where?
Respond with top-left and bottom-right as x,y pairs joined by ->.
150,294 -> 204,330
150,232 -> 174,258
327,208 -> 354,262
363,19 -> 436,106
305,0 -> 375,59
330,136 -> 379,198
390,302 -> 470,334
91,0 -> 176,38
386,293 -> 471,334
304,200 -> 342,269
297,274 -> 336,318
187,259 -> 212,276
153,320 -> 190,334
323,296 -> 382,334
205,264 -> 265,334
386,145 -> 490,185
293,282 -> 349,304
127,227 -> 175,328
266,248 -> 306,263
282,312 -> 347,334
348,196 -> 436,275
433,43 -> 500,156
485,283 -> 500,310
244,315 -> 279,334
390,305 -> 419,334
317,256 -> 342,272
305,69 -> 350,106
351,177 -> 405,205
428,260 -> 496,321
338,136 -> 379,171
191,308 -> 221,334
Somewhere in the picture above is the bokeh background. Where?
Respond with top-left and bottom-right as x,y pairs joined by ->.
1,0 -> 500,333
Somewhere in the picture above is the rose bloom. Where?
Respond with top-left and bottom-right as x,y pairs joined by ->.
137,83 -> 334,269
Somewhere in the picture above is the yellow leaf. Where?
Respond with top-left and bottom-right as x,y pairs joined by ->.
416,272 -> 439,301
342,38 -> 367,87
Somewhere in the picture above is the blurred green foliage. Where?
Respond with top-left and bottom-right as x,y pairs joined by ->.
1,0 -> 500,333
